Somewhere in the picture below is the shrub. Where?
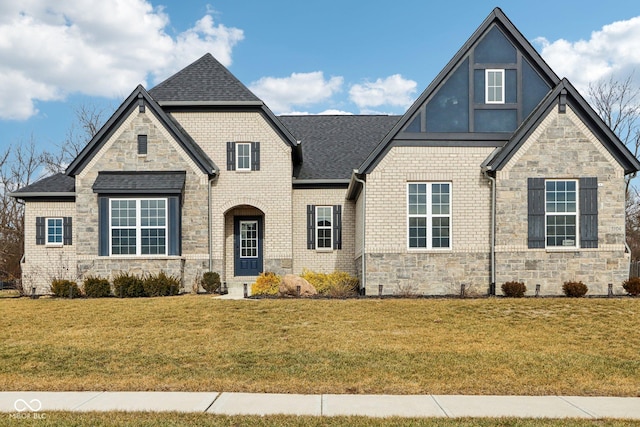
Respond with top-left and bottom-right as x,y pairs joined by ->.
50,279 -> 82,298
301,269 -> 359,297
622,277 -> 640,296
501,281 -> 527,298
143,271 -> 181,297
83,276 -> 111,298
200,271 -> 221,294
113,272 -> 146,298
563,281 -> 588,298
251,272 -> 281,296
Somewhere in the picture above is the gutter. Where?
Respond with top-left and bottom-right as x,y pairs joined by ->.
351,170 -> 367,294
482,168 -> 496,294
8,192 -> 75,199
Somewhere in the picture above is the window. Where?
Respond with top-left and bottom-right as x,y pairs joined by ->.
227,141 -> 260,171
407,183 -> 451,249
46,218 -> 63,245
545,180 -> 577,247
316,206 -> 333,249
236,143 -> 251,171
485,69 -> 504,104
307,204 -> 342,250
110,198 -> 167,255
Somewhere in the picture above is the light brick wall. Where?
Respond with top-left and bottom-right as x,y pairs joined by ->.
75,108 -> 210,291
495,106 -> 628,295
364,146 -> 494,294
22,201 -> 77,293
172,111 -> 293,282
291,188 -> 356,275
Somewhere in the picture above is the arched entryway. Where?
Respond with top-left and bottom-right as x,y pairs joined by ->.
224,205 -> 265,280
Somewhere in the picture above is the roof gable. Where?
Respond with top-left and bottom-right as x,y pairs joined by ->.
485,78 -> 640,174
149,53 -> 261,105
359,7 -> 560,174
65,85 -> 218,177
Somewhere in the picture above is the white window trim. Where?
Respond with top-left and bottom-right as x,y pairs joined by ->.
236,142 -> 251,171
46,217 -> 64,246
109,198 -> 168,256
315,206 -> 333,251
545,179 -> 579,249
485,69 -> 505,104
407,182 -> 452,251
239,220 -> 259,258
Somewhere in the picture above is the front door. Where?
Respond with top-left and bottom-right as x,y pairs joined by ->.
234,216 -> 263,276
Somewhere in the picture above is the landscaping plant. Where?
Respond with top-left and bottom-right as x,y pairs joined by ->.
200,271 -> 221,294
83,276 -> 111,298
501,281 -> 527,298
622,277 -> 640,296
251,272 -> 281,296
562,281 -> 588,297
50,279 -> 82,298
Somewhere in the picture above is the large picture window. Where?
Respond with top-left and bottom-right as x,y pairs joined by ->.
407,183 -> 451,249
110,198 -> 167,255
545,180 -> 577,247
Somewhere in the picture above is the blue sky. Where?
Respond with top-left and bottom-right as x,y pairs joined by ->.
2,0 -> 640,155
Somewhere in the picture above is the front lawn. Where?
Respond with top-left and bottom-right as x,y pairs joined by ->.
1,296 -> 639,396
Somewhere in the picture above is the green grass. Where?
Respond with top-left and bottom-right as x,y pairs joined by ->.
1,296 -> 639,396
2,413 -> 640,427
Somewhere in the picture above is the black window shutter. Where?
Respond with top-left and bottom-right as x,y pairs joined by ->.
168,196 -> 181,256
528,178 -> 545,248
580,177 -> 598,248
63,217 -> 72,245
307,205 -> 316,249
227,142 -> 235,171
251,141 -> 260,171
98,197 -> 109,256
333,205 -> 342,250
35,217 -> 45,245
137,134 -> 147,155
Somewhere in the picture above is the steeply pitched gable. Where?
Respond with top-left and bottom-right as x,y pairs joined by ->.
359,7 -> 560,174
484,78 -> 640,174
65,85 -> 218,177
149,53 -> 262,104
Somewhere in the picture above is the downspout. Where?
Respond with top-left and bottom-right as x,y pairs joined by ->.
353,171 -> 366,294
483,170 -> 496,294
625,172 -> 637,276
208,178 -> 213,272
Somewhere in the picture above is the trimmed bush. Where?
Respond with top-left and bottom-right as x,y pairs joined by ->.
562,281 -> 588,298
501,281 -> 527,298
301,269 -> 359,297
251,272 -> 281,296
143,271 -> 181,297
113,272 -> 146,298
622,277 -> 640,296
83,276 -> 111,298
201,271 -> 221,294
51,279 -> 82,298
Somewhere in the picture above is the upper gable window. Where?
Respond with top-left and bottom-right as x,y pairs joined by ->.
485,69 -> 505,104
236,143 -> 251,171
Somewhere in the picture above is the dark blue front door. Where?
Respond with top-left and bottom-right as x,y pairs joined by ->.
234,216 -> 263,276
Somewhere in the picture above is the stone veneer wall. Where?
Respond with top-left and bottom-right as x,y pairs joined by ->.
22,201 -> 77,294
364,146 -> 495,295
74,108 -> 210,292
291,188 -> 356,275
495,106 -> 629,295
171,111 -> 293,282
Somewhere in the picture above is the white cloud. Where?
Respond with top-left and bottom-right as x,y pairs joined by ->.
284,109 -> 353,116
536,16 -> 640,92
349,74 -> 417,110
0,0 -> 244,120
249,72 -> 343,114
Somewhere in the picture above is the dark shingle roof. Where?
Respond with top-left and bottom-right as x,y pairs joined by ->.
149,53 -> 261,104
12,173 -> 75,197
92,171 -> 186,194
279,115 -> 400,180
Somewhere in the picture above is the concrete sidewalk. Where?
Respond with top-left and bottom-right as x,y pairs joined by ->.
2,392 -> 640,419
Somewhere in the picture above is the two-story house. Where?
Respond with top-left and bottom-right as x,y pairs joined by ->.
13,8 -> 640,296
